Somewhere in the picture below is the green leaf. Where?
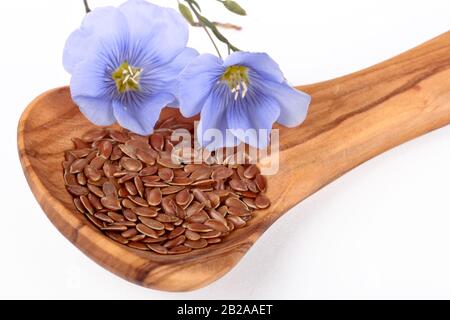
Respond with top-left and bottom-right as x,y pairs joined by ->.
222,0 -> 246,16
189,0 -> 202,12
178,3 -> 195,25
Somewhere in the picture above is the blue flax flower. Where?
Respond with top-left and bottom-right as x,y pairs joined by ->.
178,52 -> 311,149
63,0 -> 197,135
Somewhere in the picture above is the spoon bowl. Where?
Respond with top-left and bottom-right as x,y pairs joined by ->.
18,32 -> 450,291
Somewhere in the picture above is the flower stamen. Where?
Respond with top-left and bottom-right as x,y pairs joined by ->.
221,65 -> 249,100
112,61 -> 143,93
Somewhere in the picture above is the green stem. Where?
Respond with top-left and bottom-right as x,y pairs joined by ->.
186,0 -> 222,58
83,0 -> 91,13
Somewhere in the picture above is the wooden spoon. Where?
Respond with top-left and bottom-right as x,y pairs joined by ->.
18,32 -> 450,291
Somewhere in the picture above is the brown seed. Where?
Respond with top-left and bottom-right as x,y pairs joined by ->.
67,185 -> 89,196
161,185 -> 184,195
105,231 -> 128,245
155,213 -> 178,223
185,229 -> 201,241
242,197 -> 257,209
110,145 -> 123,161
200,230 -> 221,239
141,175 -> 160,183
144,181 -> 169,188
117,172 -> 138,184
134,176 -> 144,198
161,197 -> 177,215
134,205 -> 158,217
163,223 -> 175,231
170,177 -> 193,186
102,225 -> 127,232
187,223 -> 213,233
204,219 -> 229,232
207,238 -> 222,244
211,166 -> 234,181
254,194 -> 270,209
82,129 -> 107,142
118,144 -> 137,159
139,217 -> 165,230
238,191 -> 259,198
128,196 -> 148,207
127,241 -> 149,251
168,226 -> 185,239
243,164 -> 259,179
184,239 -> 208,249
192,189 -> 211,208
87,184 -> 105,198
136,149 -> 156,165
73,197 -> 85,213
168,245 -> 191,254
146,188 -> 162,206
190,167 -> 212,181
175,188 -> 190,206
157,157 -> 183,169
122,198 -> 136,209
87,176 -> 108,187
228,206 -> 250,217
101,196 -> 121,210
136,223 -> 159,238
206,192 -> 220,209
143,235 -> 168,243
90,156 -> 106,170
76,172 -> 87,185
209,209 -> 227,224
164,235 -> 186,248
112,220 -> 137,227
123,209 -> 138,222
69,158 -> 88,174
129,234 -> 146,242
227,216 -> 246,228
85,213 -> 104,229
94,212 -> 114,223
150,133 -> 164,151
107,211 -> 125,222
186,201 -> 205,217
147,243 -> 168,254
255,174 -> 266,192
109,130 -> 129,143
124,181 -> 138,196
139,166 -> 158,176
186,211 -> 209,224
87,193 -> 102,210
225,197 -> 248,210
120,157 -> 142,172
229,179 -> 248,191
158,167 -> 174,181
102,181 -> 117,197
98,140 -> 113,159
217,205 -> 228,215
103,161 -> 117,178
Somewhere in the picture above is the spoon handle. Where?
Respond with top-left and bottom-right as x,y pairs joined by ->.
272,31 -> 450,210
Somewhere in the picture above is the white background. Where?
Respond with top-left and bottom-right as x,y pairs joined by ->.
0,0 -> 449,299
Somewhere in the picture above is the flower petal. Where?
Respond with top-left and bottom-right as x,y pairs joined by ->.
112,93 -> 174,135
265,81 -> 311,127
119,0 -> 188,65
227,93 -> 280,149
147,47 -> 199,98
70,57 -> 116,126
178,54 -> 224,117
63,6 -> 129,73
73,96 -> 115,126
224,52 -> 284,84
197,88 -> 239,150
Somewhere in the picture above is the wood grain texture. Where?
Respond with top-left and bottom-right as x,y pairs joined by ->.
18,32 -> 450,291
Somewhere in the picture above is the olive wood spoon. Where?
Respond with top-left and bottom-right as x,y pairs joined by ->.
18,31 -> 450,291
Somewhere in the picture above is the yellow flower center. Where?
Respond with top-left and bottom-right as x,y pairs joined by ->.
112,61 -> 143,93
221,65 -> 249,100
